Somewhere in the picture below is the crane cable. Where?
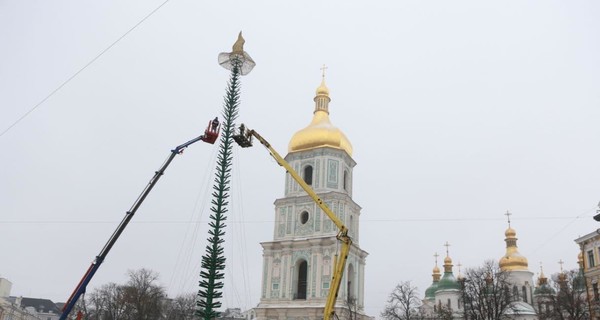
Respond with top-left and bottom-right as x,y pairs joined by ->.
166,144 -> 218,296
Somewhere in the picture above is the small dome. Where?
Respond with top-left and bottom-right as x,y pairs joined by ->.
444,256 -> 452,265
316,79 -> 329,96
505,227 -> 516,238
433,265 -> 440,274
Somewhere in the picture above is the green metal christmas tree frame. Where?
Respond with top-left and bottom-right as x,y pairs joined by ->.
196,32 -> 255,320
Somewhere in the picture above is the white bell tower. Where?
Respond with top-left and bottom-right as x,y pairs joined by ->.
253,76 -> 369,320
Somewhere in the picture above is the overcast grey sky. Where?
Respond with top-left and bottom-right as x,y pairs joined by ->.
1,1 -> 599,318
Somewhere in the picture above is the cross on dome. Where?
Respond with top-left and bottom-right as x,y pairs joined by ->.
505,210 -> 512,227
320,64 -> 328,79
558,259 -> 564,272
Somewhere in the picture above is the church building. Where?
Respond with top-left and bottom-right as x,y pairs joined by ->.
421,221 -> 539,320
252,77 -> 370,320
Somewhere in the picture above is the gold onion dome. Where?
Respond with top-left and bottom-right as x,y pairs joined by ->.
499,226 -> 529,271
505,227 -> 516,237
425,257 -> 442,299
534,265 -> 555,295
433,265 -> 441,275
288,78 -> 353,156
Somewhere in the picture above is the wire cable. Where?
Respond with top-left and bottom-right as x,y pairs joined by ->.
166,145 -> 218,296
5,215 -> 591,224
0,0 -> 172,139
530,204 -> 598,254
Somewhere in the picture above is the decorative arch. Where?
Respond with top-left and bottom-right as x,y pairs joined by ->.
294,259 -> 308,300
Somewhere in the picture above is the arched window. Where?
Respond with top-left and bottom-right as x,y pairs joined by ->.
513,285 -> 519,300
347,264 -> 355,302
304,166 -> 313,185
343,170 -> 348,191
295,260 -> 308,300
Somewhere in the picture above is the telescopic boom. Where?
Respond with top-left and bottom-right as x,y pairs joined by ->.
59,119 -> 220,320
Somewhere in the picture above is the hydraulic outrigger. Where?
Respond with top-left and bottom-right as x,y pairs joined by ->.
233,126 -> 352,320
59,119 -> 221,320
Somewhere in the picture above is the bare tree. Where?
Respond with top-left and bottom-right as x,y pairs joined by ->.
434,305 -> 454,320
341,297 -> 360,320
87,282 -> 130,320
164,293 -> 197,320
122,268 -> 165,320
86,269 -> 166,320
381,281 -> 423,320
547,270 -> 589,320
461,260 -> 516,320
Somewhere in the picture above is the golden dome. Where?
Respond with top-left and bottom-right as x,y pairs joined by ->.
444,256 -> 452,265
499,227 -> 529,271
433,265 -> 440,274
316,78 -> 330,96
505,227 -> 516,238
288,77 -> 353,156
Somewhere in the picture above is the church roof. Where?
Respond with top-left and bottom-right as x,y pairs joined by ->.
288,77 -> 353,156
437,272 -> 461,291
534,284 -> 556,295
505,301 -> 537,315
437,253 -> 460,291
425,282 -> 439,299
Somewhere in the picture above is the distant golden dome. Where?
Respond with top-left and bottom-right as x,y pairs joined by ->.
499,226 -> 529,271
288,78 -> 353,156
433,265 -> 440,274
444,256 -> 452,265
505,227 -> 516,238
316,79 -> 330,96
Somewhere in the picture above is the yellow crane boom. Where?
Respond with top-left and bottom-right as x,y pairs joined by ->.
233,126 -> 352,320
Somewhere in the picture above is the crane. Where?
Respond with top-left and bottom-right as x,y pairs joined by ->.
59,118 -> 221,320
233,125 -> 352,320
